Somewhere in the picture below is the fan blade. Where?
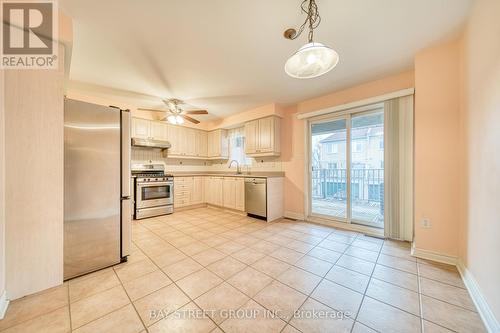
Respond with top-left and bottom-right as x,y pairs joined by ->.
184,110 -> 208,115
138,107 -> 171,113
181,115 -> 200,124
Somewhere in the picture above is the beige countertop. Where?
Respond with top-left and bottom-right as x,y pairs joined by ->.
170,171 -> 285,178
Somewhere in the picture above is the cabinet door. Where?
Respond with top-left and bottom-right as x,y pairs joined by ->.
150,122 -> 167,141
185,128 -> 196,156
196,130 -> 208,157
244,120 -> 258,154
132,118 -> 150,139
258,117 -> 273,152
174,177 -> 189,207
212,131 -> 221,157
178,127 -> 188,156
207,131 -> 214,157
223,178 -> 236,209
235,178 -> 245,211
220,130 -> 229,158
213,178 -> 224,206
204,177 -> 211,204
191,177 -> 204,204
167,125 -> 179,155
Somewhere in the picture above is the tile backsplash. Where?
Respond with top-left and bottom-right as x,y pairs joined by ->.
131,147 -> 283,173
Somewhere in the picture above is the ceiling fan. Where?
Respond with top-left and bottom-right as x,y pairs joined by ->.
137,98 -> 208,124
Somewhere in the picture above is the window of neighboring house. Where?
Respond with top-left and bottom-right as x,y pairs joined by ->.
325,143 -> 338,154
379,139 -> 384,150
228,127 -> 252,166
352,141 -> 363,153
328,162 -> 338,169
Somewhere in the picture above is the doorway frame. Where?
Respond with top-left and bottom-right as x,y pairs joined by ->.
305,103 -> 386,236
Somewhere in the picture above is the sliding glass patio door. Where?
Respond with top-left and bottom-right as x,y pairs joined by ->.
309,108 -> 385,229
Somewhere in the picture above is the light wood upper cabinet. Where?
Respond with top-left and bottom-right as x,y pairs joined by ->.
257,117 -> 273,152
207,129 -> 228,159
132,118 -> 169,141
186,128 -> 196,156
150,122 -> 168,141
166,124 -> 181,155
244,120 -> 258,153
196,131 -> 208,157
244,116 -> 281,156
131,118 -> 151,139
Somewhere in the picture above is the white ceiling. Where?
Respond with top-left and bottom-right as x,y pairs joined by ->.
61,0 -> 472,120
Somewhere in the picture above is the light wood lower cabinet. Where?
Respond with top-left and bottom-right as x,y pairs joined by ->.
222,177 -> 245,211
235,178 -> 245,211
191,176 -> 204,205
174,177 -> 193,208
175,176 -> 244,211
223,177 -> 236,209
211,177 -> 224,207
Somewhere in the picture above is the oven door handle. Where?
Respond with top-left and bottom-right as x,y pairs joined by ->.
137,181 -> 173,187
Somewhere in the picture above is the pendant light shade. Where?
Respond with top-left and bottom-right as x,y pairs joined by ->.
285,42 -> 339,79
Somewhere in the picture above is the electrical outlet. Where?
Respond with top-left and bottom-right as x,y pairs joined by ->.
421,218 -> 431,228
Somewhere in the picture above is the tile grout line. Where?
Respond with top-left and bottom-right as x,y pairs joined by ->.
135,209 -> 471,333
112,257 -> 150,332
348,233 -> 384,333
67,283 -> 73,332
135,228 -> 228,333
280,228 -> 357,333
417,262 -> 425,333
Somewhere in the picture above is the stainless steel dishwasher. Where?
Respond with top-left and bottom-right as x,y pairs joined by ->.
245,178 -> 267,219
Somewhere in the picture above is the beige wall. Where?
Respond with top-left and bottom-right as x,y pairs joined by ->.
0,69 -> 5,303
460,0 -> 500,321
4,47 -> 66,299
413,39 -> 462,256
281,71 -> 415,218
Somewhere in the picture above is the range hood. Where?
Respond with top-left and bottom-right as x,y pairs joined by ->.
131,138 -> 171,149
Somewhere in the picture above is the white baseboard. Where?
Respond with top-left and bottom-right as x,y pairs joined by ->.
410,243 -> 458,266
284,211 -> 305,220
457,261 -> 500,333
0,290 -> 9,320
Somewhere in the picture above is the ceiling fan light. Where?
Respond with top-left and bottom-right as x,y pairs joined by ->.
175,115 -> 184,124
167,115 -> 177,124
285,42 -> 339,79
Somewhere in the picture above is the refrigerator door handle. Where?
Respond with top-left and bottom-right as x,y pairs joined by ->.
121,198 -> 131,258
121,110 -> 131,198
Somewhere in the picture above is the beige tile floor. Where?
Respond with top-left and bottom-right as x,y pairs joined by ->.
0,207 -> 486,333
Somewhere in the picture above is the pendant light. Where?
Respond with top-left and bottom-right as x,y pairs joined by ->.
284,0 -> 339,79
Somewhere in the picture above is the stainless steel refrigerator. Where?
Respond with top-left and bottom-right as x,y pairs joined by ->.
64,98 -> 131,280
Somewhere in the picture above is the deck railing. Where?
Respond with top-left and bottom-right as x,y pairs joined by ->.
312,168 -> 384,203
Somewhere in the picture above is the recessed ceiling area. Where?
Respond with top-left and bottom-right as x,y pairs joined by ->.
60,0 -> 472,119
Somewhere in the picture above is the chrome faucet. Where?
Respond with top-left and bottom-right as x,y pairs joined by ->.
229,160 -> 241,174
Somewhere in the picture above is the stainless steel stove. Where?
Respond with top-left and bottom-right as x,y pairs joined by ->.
131,163 -> 174,219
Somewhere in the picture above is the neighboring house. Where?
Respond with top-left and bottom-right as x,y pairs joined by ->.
314,125 -> 384,202
318,125 -> 384,170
